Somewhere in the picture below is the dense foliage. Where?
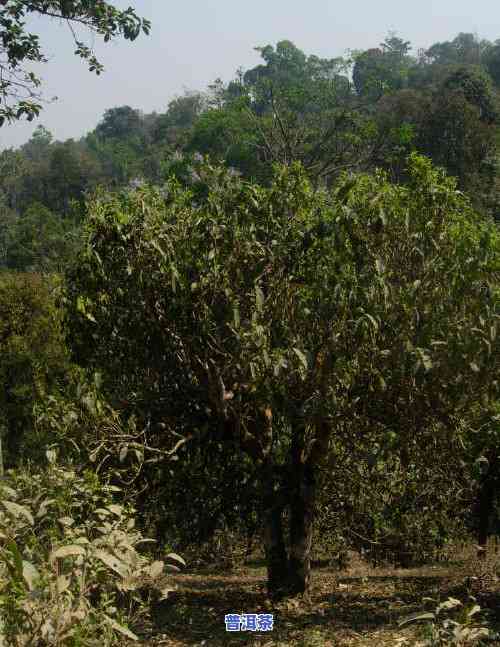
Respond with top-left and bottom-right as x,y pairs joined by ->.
64,154 -> 499,596
0,272 -> 71,467
0,450 -> 180,645
2,33 -> 500,275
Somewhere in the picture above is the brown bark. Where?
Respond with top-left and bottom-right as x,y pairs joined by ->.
285,422 -> 316,596
262,416 -> 326,599
262,502 -> 289,598
287,464 -> 315,595
476,469 -> 497,558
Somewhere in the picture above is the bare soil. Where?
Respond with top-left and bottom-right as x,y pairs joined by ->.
135,546 -> 500,646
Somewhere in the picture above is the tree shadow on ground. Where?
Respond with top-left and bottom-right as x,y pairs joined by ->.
147,567 -> 472,646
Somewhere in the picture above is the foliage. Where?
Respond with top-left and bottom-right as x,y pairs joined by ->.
64,154 -> 499,596
188,40 -> 375,186
3,33 -> 500,229
0,451 -> 180,645
352,34 -> 413,98
425,33 -> 489,68
0,0 -> 150,124
4,202 -> 78,272
0,272 -> 71,467
315,425 -> 470,567
398,596 -> 494,645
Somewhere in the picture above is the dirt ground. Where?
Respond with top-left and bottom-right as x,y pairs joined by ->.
133,546 -> 500,646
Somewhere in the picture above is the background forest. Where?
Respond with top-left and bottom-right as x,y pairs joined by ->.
1,11 -> 500,646
2,32 -> 500,275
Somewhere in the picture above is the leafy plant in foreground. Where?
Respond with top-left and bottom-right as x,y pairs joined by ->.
398,596 -> 495,646
0,450 -> 182,646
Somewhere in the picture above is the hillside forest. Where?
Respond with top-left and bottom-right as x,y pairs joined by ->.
0,6 -> 500,645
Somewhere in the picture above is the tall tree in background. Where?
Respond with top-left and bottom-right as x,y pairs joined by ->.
352,34 -> 413,99
0,0 -> 150,125
189,41 -> 377,186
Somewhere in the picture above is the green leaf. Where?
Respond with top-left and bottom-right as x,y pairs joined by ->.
149,560 -> 164,577
255,286 -> 265,311
0,486 -> 18,500
293,348 -> 309,370
93,550 -> 129,578
57,574 -> 71,593
436,597 -> 462,613
364,313 -> 379,332
22,561 -> 40,591
467,604 -> 482,618
50,545 -> 86,562
107,504 -> 123,517
46,449 -> 57,464
103,615 -> 139,641
398,611 -> 435,627
5,541 -> 23,579
165,563 -> 181,572
165,552 -> 186,567
2,500 -> 34,526
58,517 -> 75,527
37,498 -> 56,518
233,306 -> 240,328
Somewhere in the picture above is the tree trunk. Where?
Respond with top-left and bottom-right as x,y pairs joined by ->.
285,422 -> 316,596
262,502 -> 288,598
287,463 -> 315,595
477,468 -> 496,558
261,416 -> 325,599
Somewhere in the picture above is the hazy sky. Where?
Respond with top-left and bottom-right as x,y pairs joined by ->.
1,0 -> 499,150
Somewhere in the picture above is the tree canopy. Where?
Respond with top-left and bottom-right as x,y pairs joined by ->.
64,154 -> 499,597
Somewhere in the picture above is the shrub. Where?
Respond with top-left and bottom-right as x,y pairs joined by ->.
398,596 -> 495,646
0,450 -> 182,646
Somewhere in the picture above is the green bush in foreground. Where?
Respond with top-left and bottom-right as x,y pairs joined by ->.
0,450 -> 183,646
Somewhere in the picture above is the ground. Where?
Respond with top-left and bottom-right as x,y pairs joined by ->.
129,543 -> 500,646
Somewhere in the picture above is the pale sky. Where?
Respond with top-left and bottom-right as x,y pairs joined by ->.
1,0 -> 499,150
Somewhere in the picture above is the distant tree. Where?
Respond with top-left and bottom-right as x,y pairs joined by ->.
45,142 -> 88,213
0,272 -> 70,467
21,125 -> 53,162
352,34 -> 414,98
95,106 -> 144,141
4,202 -> 75,272
373,65 -> 498,197
372,88 -> 430,180
0,197 -> 18,267
420,88 -> 496,195
0,147 -> 29,211
0,1 -> 150,125
425,33 -> 489,67
484,40 -> 500,86
443,66 -> 497,123
188,107 -> 260,179
153,93 -> 206,146
189,41 -> 375,185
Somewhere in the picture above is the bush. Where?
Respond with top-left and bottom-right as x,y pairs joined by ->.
398,596 -> 496,646
0,272 -> 72,468
0,450 -> 182,646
